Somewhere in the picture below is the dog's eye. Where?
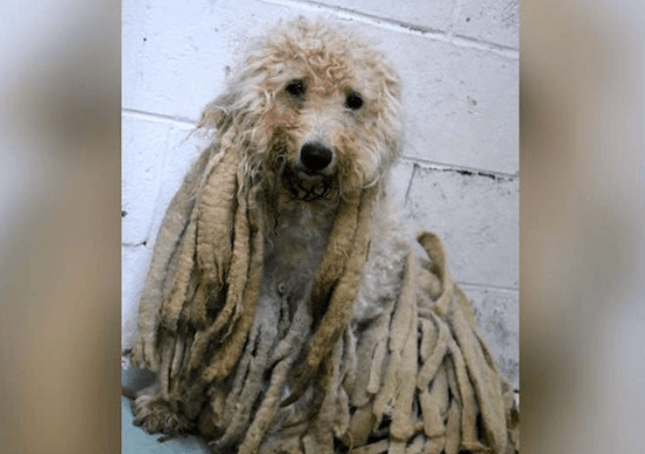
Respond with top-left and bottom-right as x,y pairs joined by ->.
285,80 -> 306,99
345,92 -> 363,110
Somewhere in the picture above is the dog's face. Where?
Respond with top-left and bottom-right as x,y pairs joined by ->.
201,20 -> 402,200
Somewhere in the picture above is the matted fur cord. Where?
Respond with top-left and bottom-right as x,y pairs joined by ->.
130,139 -> 519,453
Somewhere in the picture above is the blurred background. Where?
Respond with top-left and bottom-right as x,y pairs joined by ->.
0,0 -> 644,453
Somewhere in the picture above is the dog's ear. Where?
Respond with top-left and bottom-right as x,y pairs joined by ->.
198,90 -> 238,133
198,70 -> 270,138
377,66 -> 404,166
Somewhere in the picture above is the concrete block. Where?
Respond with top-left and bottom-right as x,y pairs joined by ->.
399,43 -> 518,175
122,244 -> 155,350
461,284 -> 519,389
311,0 -> 456,31
450,0 -> 519,49
123,0 -> 299,120
121,114 -> 168,245
403,164 -> 518,288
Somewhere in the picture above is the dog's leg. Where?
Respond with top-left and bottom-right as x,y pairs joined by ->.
121,386 -> 137,400
129,383 -> 192,438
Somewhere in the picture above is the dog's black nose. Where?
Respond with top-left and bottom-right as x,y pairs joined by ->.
300,142 -> 333,172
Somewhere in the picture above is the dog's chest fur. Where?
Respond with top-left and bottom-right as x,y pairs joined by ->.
256,194 -> 410,330
259,196 -> 340,316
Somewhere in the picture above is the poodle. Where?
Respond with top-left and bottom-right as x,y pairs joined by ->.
127,19 -> 518,454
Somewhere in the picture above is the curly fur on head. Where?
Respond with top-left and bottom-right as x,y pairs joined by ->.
199,19 -> 402,198
129,18 -> 518,454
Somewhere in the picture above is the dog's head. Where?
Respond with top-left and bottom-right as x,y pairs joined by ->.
200,19 -> 402,200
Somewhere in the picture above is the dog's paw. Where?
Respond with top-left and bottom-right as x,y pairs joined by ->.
131,394 -> 192,436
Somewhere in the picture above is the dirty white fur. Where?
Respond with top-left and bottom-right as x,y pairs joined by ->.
130,17 -> 473,452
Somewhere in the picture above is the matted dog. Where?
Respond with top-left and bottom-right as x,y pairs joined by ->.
127,19 -> 518,454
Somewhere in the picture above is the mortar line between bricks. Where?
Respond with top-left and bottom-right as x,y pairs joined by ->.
403,163 -> 418,207
457,281 -> 519,292
452,34 -> 518,57
122,242 -> 148,248
399,156 -> 518,180
259,0 -> 518,58
122,108 -> 197,128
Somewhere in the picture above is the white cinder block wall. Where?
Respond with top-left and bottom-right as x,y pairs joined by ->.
122,0 -> 519,388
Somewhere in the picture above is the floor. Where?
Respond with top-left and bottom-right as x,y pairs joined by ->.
121,367 -> 211,453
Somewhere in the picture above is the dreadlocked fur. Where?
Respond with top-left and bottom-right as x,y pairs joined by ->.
128,19 -> 519,454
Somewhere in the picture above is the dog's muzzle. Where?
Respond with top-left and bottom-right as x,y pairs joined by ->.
282,166 -> 335,201
281,142 -> 336,201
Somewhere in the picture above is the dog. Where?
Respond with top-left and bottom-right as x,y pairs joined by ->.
128,19 -> 517,454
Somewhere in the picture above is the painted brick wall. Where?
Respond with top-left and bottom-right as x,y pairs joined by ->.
122,0 -> 519,388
